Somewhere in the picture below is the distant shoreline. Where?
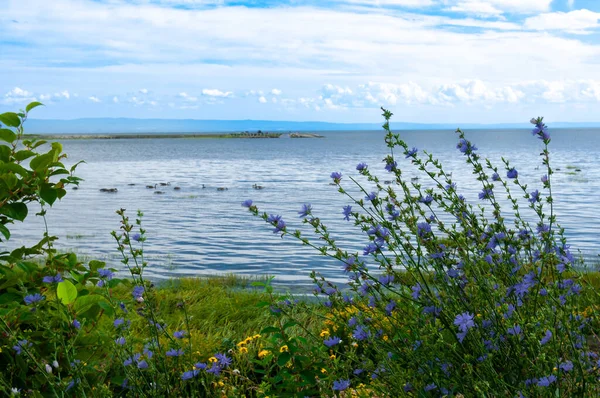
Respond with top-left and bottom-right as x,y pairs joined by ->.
24,132 -> 324,140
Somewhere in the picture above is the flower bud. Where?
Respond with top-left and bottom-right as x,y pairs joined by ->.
45,364 -> 52,374
52,360 -> 59,368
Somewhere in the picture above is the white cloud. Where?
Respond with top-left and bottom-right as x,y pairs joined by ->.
139,88 -> 149,94
271,88 -> 282,95
258,96 -> 267,103
179,92 -> 198,101
113,96 -> 119,103
524,10 -> 600,33
2,87 -> 36,104
339,0 -> 435,7
89,96 -> 101,103
447,2 -> 503,17
55,90 -> 71,100
202,88 -> 233,98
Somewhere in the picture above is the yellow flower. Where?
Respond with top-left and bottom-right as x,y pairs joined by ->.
209,357 -> 218,363
329,354 -> 336,360
320,368 -> 327,374
382,335 -> 389,342
239,347 -> 248,354
253,334 -> 262,339
237,341 -> 246,347
217,381 -> 224,387
279,345 -> 289,353
320,330 -> 330,337
258,349 -> 271,358
244,337 -> 253,344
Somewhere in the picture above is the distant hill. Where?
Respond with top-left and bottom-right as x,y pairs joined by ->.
19,118 -> 600,134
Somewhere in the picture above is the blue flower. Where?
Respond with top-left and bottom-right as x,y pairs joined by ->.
267,214 -> 286,233
365,192 -> 377,201
298,204 -> 312,218
424,383 -> 437,392
479,188 -> 493,200
507,168 -> 518,179
454,312 -> 475,332
24,293 -> 45,305
166,349 -> 184,357
132,233 -> 142,242
173,331 -> 186,339
137,360 -> 149,369
356,162 -> 368,171
384,160 -> 397,172
378,274 -> 394,285
72,319 -> 81,329
114,318 -> 125,328
42,273 -> 63,284
353,325 -> 370,341
559,361 -> 573,372
206,362 -> 221,376
332,379 -> 350,391
508,325 -> 522,337
457,138 -> 477,154
215,353 -> 232,367
115,337 -> 126,345
12,340 -> 31,355
330,171 -> 342,182
405,147 -> 418,158
363,242 -> 380,255
418,195 -> 433,205
123,353 -> 141,366
531,122 -> 550,141
492,173 -> 500,181
241,199 -> 253,208
181,370 -> 200,380
324,336 -> 342,347
98,268 -> 114,280
411,283 -> 422,300
529,190 -> 540,203
342,205 -> 352,221
537,375 -> 556,387
417,222 -> 431,238
132,286 -> 145,299
385,300 -> 396,315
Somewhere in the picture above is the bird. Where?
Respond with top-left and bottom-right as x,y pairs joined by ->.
99,188 -> 118,193
217,187 -> 228,191
146,184 -> 157,189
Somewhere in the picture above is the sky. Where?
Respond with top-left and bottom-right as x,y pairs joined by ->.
2,0 -> 600,123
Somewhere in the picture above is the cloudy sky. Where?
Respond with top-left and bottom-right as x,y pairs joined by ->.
2,0 -> 600,123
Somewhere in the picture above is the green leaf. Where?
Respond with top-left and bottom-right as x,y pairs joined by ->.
26,102 -> 44,113
283,321 -> 299,330
0,162 -> 29,177
14,150 -> 35,161
0,145 -> 9,162
260,326 -> 280,334
88,260 -> 106,271
0,202 -> 28,221
97,300 -> 114,316
57,280 -> 78,304
0,292 -> 21,305
277,352 -> 291,366
0,224 -> 10,241
40,184 -> 58,205
74,295 -> 105,315
0,112 -> 21,128
4,173 -> 18,189
30,153 -> 52,172
0,128 -> 16,143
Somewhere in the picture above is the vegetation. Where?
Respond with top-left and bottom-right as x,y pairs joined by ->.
1,102 -> 600,396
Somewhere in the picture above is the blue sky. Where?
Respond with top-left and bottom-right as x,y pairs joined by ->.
3,0 -> 600,123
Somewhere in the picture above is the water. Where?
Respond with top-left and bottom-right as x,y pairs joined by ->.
7,128 -> 600,288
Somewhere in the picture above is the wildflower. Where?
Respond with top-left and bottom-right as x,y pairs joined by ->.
479,188 -> 493,200
173,330 -> 186,339
181,370 -> 199,380
559,361 -> 573,372
508,325 -> 522,337
137,360 -> 149,369
214,353 -> 231,367
206,362 -> 221,376
258,350 -> 270,358
298,204 -> 312,218
406,147 -> 418,158
123,353 -> 141,366
531,121 -> 550,141
454,312 -> 475,332
115,337 -> 126,345
507,168 -> 518,179
132,285 -> 145,300
424,383 -> 437,392
411,283 -> 422,300
279,345 -> 289,353
384,160 -> 397,172
166,348 -> 184,357
42,273 -> 63,284
65,380 -> 76,391
537,223 -> 550,234
132,233 -> 142,242
457,138 -> 477,154
356,162 -> 368,171
143,347 -> 153,359
419,195 -> 433,205
541,174 -> 548,183
379,274 -> 394,286
324,336 -> 342,347
239,347 -> 248,354
194,362 -> 207,369
24,293 -> 45,305
72,319 -> 81,329
241,199 -> 253,208
492,172 -> 500,181
537,375 -> 557,387
342,205 -> 352,221
417,222 -> 431,238
98,268 -> 114,280
332,379 -> 350,391
529,190 -> 540,203
113,318 -> 125,328
267,214 -> 286,233
353,325 -> 370,341
330,171 -> 342,182
363,242 -> 380,255
12,340 -> 30,355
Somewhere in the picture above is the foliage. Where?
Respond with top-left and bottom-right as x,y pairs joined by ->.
245,108 -> 600,396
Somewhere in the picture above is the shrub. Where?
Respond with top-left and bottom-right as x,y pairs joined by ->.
245,108 -> 599,396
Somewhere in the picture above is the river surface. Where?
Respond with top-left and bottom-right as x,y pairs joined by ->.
7,128 -> 600,288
